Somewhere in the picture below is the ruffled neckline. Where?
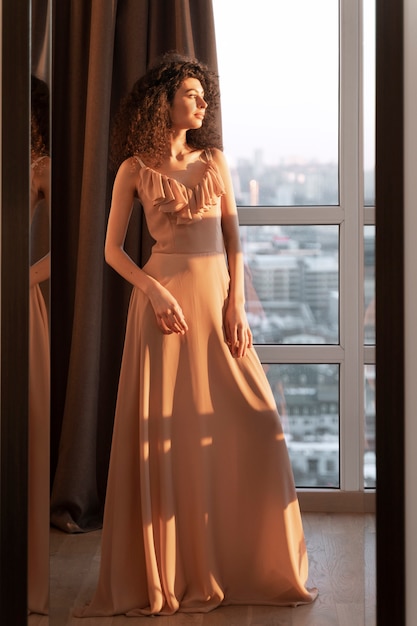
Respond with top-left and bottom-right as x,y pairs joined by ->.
134,154 -> 225,224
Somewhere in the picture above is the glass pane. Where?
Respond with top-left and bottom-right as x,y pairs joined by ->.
364,365 -> 376,488
213,0 -> 339,206
364,225 -> 375,345
242,225 -> 339,344
264,364 -> 340,488
363,0 -> 376,206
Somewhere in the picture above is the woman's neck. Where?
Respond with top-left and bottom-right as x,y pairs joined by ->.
168,131 -> 193,161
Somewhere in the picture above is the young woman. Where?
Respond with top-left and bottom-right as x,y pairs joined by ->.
76,52 -> 317,617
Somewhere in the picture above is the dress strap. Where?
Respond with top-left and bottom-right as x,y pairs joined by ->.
31,154 -> 48,169
133,155 -> 145,168
203,148 -> 213,162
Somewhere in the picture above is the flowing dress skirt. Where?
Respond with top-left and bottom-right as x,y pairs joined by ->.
76,251 -> 317,616
28,284 -> 50,615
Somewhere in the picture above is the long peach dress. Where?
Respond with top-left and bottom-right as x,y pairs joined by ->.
76,151 -> 317,617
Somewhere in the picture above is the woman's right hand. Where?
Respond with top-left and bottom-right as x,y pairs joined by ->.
147,284 -> 188,335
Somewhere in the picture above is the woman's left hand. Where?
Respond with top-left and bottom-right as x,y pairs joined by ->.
224,301 -> 253,358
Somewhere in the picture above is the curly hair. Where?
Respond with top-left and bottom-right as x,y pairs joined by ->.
31,75 -> 50,157
109,51 -> 223,170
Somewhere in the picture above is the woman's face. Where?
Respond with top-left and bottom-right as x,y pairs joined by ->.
169,77 -> 207,131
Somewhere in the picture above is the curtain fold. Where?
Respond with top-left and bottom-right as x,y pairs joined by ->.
32,0 -> 51,82
50,0 -> 219,532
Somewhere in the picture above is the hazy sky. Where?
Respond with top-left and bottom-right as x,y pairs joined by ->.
212,0 -> 375,170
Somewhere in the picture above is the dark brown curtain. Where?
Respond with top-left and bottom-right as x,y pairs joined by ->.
50,0 -> 219,532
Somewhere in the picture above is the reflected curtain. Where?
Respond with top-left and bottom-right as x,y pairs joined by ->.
50,0 -> 219,532
32,0 -> 51,83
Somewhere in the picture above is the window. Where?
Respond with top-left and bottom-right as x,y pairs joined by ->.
241,225 -> 339,345
214,0 -> 339,206
213,0 -> 376,490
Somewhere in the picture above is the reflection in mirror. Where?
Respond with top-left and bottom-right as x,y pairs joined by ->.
30,3 -> 52,619
28,74 -> 50,618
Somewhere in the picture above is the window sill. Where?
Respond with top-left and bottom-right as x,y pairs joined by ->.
297,488 -> 376,513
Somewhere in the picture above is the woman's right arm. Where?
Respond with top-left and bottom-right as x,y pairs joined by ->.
104,158 -> 150,289
105,158 -> 188,335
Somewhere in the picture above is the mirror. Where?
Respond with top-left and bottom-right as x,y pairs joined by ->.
0,1 -> 407,624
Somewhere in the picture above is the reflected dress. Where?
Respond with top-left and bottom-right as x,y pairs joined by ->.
76,151 -> 317,617
28,155 -> 50,615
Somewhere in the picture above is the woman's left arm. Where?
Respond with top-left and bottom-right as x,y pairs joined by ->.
212,149 -> 252,358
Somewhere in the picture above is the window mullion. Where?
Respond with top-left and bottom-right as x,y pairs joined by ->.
339,0 -> 364,491
237,206 -> 344,225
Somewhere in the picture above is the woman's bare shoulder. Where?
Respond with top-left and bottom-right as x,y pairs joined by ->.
209,147 -> 229,169
114,156 -> 144,188
118,155 -> 142,175
32,154 -> 50,175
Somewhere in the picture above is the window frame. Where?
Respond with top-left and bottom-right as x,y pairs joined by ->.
233,0 -> 375,497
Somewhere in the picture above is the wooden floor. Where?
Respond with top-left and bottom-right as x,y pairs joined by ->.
30,513 -> 376,626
